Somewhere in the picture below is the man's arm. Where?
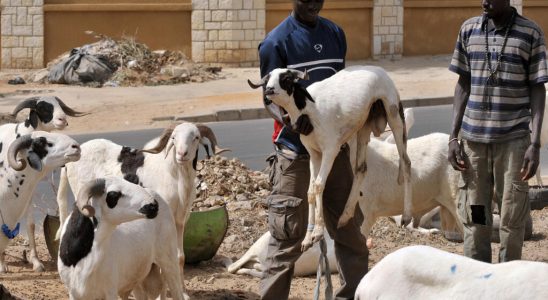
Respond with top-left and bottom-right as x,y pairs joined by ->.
448,75 -> 471,171
521,83 -> 546,180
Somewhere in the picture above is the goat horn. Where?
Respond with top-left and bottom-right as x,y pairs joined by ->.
76,178 -> 106,218
11,97 -> 40,117
55,97 -> 89,117
7,135 -> 33,171
196,124 -> 230,155
290,69 -> 309,80
140,124 -> 176,154
247,74 -> 270,89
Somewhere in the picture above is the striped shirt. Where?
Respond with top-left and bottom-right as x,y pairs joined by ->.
259,15 -> 346,154
449,8 -> 548,143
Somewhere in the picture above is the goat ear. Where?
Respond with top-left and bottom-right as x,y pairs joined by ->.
192,149 -> 199,171
27,152 -> 42,171
27,111 -> 39,128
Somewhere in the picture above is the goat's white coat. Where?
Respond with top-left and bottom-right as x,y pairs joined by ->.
0,132 -> 80,273
359,133 -> 462,238
262,66 -> 411,251
355,245 -> 548,300
57,123 -> 205,290
57,177 -> 186,300
227,232 -> 337,277
0,96 -> 76,272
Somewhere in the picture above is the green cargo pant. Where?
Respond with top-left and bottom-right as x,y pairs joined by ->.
458,136 -> 531,263
260,145 -> 369,300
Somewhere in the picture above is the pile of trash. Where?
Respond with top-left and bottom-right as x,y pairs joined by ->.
33,33 -> 224,87
194,155 -> 271,257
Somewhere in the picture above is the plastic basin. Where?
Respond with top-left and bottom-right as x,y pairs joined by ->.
183,205 -> 229,264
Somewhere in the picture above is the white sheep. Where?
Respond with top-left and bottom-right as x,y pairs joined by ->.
355,245 -> 548,300
226,231 -> 337,278
58,177 -> 187,300
56,122 -> 228,282
249,66 -> 412,251
0,96 -> 86,272
0,132 -> 81,273
358,133 -> 462,241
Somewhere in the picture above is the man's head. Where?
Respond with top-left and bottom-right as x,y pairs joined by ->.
482,0 -> 512,20
292,0 -> 324,27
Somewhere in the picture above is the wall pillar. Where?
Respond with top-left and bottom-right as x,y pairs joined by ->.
1,0 -> 44,69
192,0 -> 265,67
372,0 -> 403,60
511,0 -> 523,14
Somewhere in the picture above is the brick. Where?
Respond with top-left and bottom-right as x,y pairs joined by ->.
204,10 -> 211,21
193,0 -> 209,10
242,20 -> 256,29
212,10 -> 226,22
213,41 -> 226,49
204,49 -> 218,62
32,46 -> 43,68
238,10 -> 250,21
244,29 -> 254,41
1,15 -> 13,35
208,30 -> 218,40
222,21 -> 242,29
218,29 -> 231,40
250,10 -> 257,21
226,10 -> 236,21
23,36 -> 42,47
12,0 -> 22,6
16,58 -> 33,69
192,30 -> 208,41
33,15 -> 43,35
12,47 -> 28,58
226,41 -> 239,49
389,26 -> 399,34
2,36 -> 19,47
192,10 -> 205,28
192,41 -> 205,62
243,0 -> 253,9
205,21 -> 221,30
22,0 -> 33,6
16,7 -> 28,25
13,25 -> 32,36
1,49 -> 12,69
28,7 -> 41,15
239,41 -> 251,48
209,0 -> 218,10
253,0 -> 265,9
254,29 -> 264,40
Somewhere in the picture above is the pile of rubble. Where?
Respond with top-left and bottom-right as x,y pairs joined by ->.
193,155 -> 271,257
32,33 -> 224,87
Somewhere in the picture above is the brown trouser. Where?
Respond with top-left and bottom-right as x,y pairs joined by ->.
459,136 -> 531,263
260,146 -> 369,300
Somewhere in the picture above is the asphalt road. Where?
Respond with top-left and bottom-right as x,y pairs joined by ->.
28,104 -> 548,226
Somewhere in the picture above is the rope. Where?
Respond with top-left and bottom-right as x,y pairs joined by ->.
313,238 -> 333,300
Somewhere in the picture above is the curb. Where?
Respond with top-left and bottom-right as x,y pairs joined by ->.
152,96 -> 454,123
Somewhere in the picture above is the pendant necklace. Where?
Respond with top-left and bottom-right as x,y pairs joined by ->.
482,11 -> 516,111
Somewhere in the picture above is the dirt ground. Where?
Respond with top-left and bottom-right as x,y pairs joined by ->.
0,55 -> 547,299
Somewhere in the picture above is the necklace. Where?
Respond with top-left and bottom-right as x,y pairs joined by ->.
482,11 -> 516,110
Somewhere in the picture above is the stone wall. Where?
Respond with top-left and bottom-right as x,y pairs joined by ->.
373,0 -> 402,59
1,0 -> 43,69
192,0 -> 265,67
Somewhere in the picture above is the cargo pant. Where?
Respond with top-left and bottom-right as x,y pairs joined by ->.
260,145 -> 369,300
458,136 -> 531,263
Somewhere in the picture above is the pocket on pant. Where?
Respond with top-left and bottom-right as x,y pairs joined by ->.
508,182 -> 530,228
267,195 -> 305,240
457,174 -> 471,224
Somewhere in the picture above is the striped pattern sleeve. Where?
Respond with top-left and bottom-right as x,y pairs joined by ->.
528,26 -> 548,84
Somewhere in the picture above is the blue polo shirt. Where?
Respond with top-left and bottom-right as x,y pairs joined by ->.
259,14 -> 347,154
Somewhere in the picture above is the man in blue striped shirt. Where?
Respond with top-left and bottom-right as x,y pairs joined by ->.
448,0 -> 548,263
258,1 -> 368,299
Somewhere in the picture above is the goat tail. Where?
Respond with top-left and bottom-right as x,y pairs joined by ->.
56,166 -> 70,241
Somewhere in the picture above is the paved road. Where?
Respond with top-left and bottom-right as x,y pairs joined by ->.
29,104 -> 548,226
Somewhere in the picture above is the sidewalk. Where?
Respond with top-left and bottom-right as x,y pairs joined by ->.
0,55 -> 458,134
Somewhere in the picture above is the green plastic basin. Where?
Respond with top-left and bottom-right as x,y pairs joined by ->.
183,205 -> 229,264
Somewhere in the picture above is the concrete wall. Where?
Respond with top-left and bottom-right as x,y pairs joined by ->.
1,0 -> 546,69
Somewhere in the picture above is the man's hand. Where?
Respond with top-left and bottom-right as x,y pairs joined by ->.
292,114 -> 314,135
521,144 -> 540,181
448,139 -> 467,171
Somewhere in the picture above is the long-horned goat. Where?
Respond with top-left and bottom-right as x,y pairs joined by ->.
248,66 -> 412,251
58,177 -> 187,300
56,122 -> 228,282
0,132 -> 81,273
355,245 -> 548,300
0,96 -> 86,272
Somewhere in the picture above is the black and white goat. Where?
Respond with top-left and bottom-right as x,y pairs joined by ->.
0,132 -> 81,273
56,122 -> 228,282
249,66 -> 412,251
58,177 -> 186,300
0,96 -> 86,272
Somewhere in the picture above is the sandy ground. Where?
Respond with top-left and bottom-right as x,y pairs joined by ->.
0,55 -> 546,299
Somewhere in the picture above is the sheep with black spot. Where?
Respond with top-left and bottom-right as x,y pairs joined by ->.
58,177 -> 187,300
0,132 -> 81,273
0,96 -> 86,272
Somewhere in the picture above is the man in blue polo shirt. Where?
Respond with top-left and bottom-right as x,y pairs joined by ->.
448,0 -> 548,263
258,0 -> 368,299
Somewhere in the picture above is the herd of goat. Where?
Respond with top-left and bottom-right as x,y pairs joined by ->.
0,65 -> 547,299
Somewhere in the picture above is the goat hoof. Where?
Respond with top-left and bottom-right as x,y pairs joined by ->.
400,216 -> 412,227
33,263 -> 45,272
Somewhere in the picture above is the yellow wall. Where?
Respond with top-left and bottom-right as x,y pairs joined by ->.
523,1 -> 548,35
403,0 -> 479,56
266,0 -> 373,60
43,0 -> 191,65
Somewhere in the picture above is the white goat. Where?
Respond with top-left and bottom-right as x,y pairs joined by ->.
58,177 -> 186,300
0,96 -> 86,272
249,66 -> 412,251
227,231 -> 337,278
57,122 -> 228,282
358,133 -> 462,240
355,245 -> 548,300
0,132 -> 81,273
